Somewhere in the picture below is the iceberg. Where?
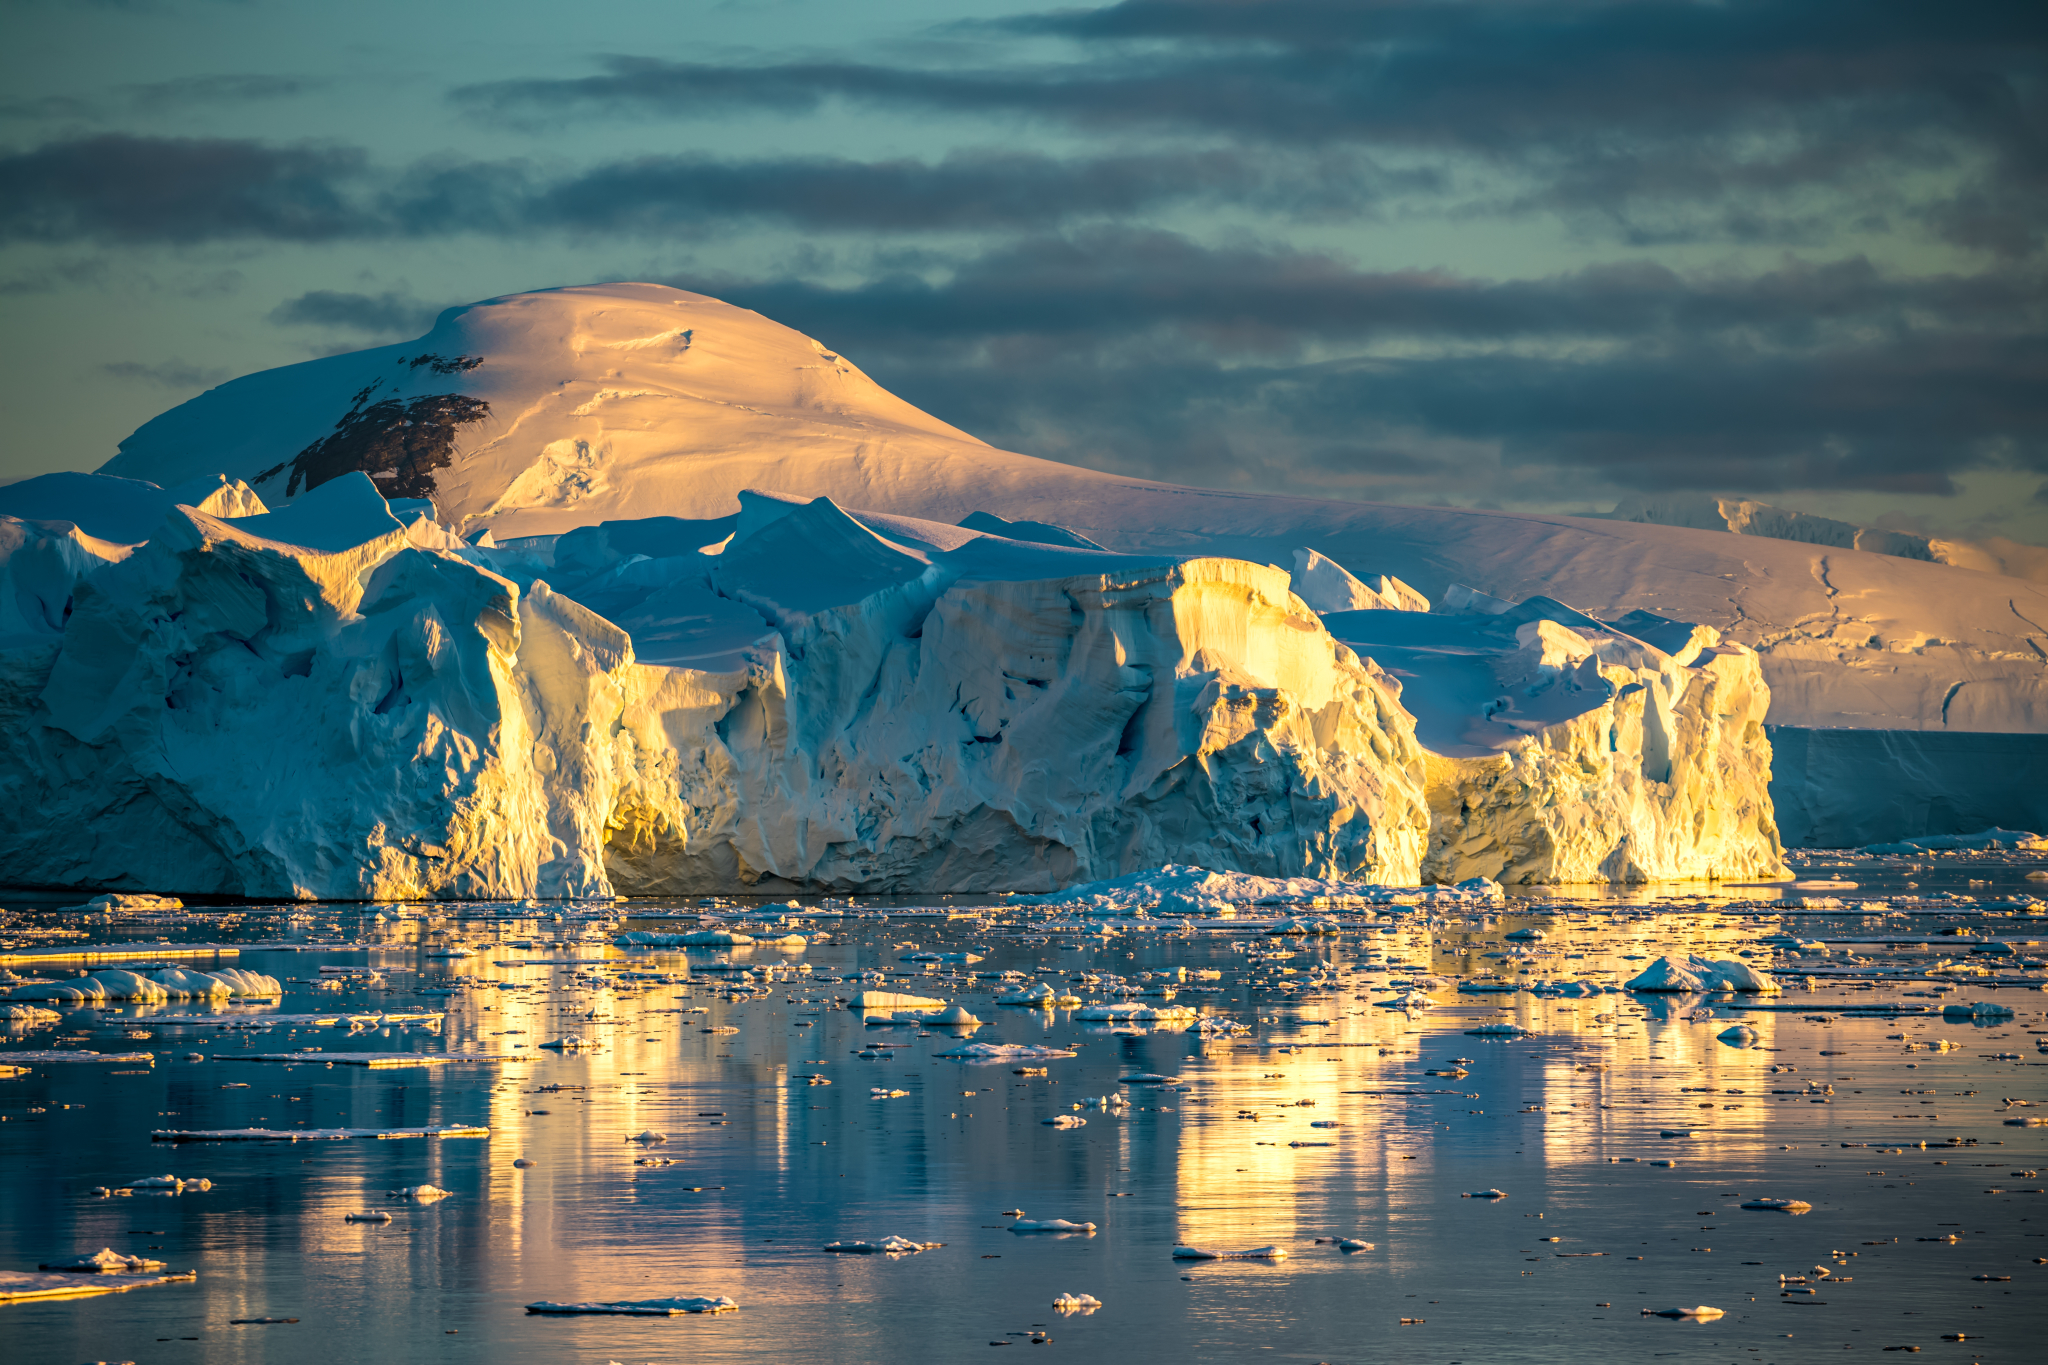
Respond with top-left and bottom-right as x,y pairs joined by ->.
29,281 -> 2047,899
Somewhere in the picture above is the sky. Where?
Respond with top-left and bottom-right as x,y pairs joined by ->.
3,0 -> 2044,544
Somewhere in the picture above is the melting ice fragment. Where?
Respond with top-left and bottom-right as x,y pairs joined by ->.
1010,1219 -> 1097,1234
1051,1292 -> 1103,1313
1172,1245 -> 1287,1260
525,1295 -> 738,1315
823,1236 -> 939,1255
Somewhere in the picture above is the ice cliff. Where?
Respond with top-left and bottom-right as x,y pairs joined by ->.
0,466 -> 1782,896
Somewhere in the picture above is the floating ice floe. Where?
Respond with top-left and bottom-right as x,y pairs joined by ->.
1267,918 -> 1342,936
616,929 -> 754,947
1717,1025 -> 1760,1047
345,1212 -> 392,1223
1466,1023 -> 1529,1037
933,1042 -> 1076,1061
1941,1001 -> 2015,1019
1118,1072 -> 1180,1085
1052,1292 -> 1102,1313
38,1248 -> 165,1273
1461,1189 -> 1508,1199
1015,866 -> 1504,917
1504,927 -> 1546,941
823,1237 -> 938,1254
390,1185 -> 450,1201
995,981 -> 1078,1007
1043,1115 -> 1087,1128
870,1088 -> 909,1098
1378,991 -> 1436,1010
526,1295 -> 739,1315
1010,1219 -> 1097,1233
540,1036 -> 595,1050
1172,1245 -> 1286,1260
1645,1305 -> 1724,1319
1740,1198 -> 1811,1212
1625,954 -> 1779,993
0,1004 -> 60,1025
152,1125 -> 487,1143
105,1175 -> 211,1194
630,1130 -> 668,1144
1075,1002 -> 1197,1023
0,1268 -> 197,1301
1188,1017 -> 1250,1036
850,991 -> 948,1012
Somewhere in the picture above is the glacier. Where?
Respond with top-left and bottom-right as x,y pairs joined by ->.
6,280 -> 2037,895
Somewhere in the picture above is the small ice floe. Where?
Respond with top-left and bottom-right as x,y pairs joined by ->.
1118,1073 -> 1180,1085
1267,917 -> 1342,936
823,1236 -> 939,1255
1051,1292 -> 1102,1313
1659,1129 -> 1694,1139
1075,1002 -> 1198,1023
151,1124 -> 487,1143
1717,1025 -> 1759,1047
616,929 -> 755,947
1941,1001 -> 2015,1019
116,1175 -> 212,1194
1187,1016 -> 1250,1036
1010,1218 -> 1097,1234
933,1042 -> 1077,1061
1739,1198 -> 1812,1212
389,1185 -> 450,1201
870,1087 -> 909,1098
1505,928 -> 1546,941
1644,1305 -> 1724,1319
1465,1023 -> 1529,1037
0,1268 -> 198,1301
1332,1238 -> 1374,1251
38,1248 -> 165,1273
630,1130 -> 667,1144
0,1004 -> 60,1025
849,990 -> 947,1012
1648,1159 -> 1678,1167
1044,1115 -> 1087,1128
1461,1189 -> 1508,1199
345,1212 -> 392,1223
526,1294 -> 738,1315
540,1036 -> 595,1050
1377,991 -> 1436,1010
1172,1245 -> 1287,1260
996,981 -> 1078,1007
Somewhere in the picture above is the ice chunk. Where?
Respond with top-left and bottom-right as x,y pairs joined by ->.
1043,1115 -> 1088,1128
122,1175 -> 212,1192
1118,1073 -> 1180,1085
1739,1198 -> 1811,1212
1626,956 -> 1707,992
630,1130 -> 668,1144
1461,1189 -> 1508,1199
1290,548 -> 1430,614
390,1185 -> 450,1201
526,1294 -> 738,1315
933,1043 -> 1077,1061
1466,1023 -> 1529,1037
850,991 -> 948,1012
152,1125 -> 487,1143
823,1236 -> 938,1254
1010,1219 -> 1097,1233
150,968 -> 233,998
1172,1245 -> 1287,1260
1717,1025 -> 1760,1047
1075,1003 -> 1197,1023
1644,1305 -> 1724,1319
617,929 -> 755,946
38,1248 -> 165,1273
0,1268 -> 198,1301
1941,1001 -> 2014,1019
1050,1292 -> 1103,1313
345,1212 -> 392,1222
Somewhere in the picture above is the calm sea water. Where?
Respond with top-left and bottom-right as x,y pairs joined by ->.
4,860 -> 2045,1365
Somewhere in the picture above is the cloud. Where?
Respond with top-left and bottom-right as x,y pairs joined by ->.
268,288 -> 445,334
0,135 -> 1404,243
451,0 -> 2047,254
101,359 -> 231,388
0,134 -> 370,243
669,229 -> 2047,505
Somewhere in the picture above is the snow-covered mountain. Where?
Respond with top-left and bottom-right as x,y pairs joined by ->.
0,282 -> 2038,895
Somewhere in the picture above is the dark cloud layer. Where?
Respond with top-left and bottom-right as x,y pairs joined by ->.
456,0 -> 2048,253
681,230 -> 2047,505
0,135 -> 1391,241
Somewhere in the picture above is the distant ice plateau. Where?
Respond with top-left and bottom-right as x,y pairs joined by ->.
3,283 -> 2043,897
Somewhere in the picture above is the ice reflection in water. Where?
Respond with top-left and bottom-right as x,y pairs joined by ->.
1,855 -> 2045,1362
